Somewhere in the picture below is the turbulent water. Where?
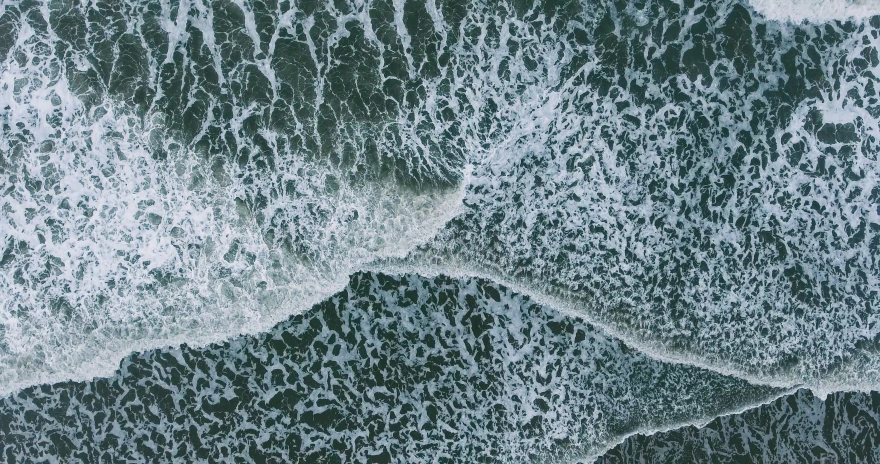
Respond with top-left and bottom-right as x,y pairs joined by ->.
0,0 -> 878,461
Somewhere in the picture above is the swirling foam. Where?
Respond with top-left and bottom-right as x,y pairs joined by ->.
2,0 -> 879,408
600,389 -> 880,462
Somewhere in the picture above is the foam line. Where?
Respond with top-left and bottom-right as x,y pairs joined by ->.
0,0 -> 472,395
2,0 -> 879,409
369,261 -> 811,390
579,388 -> 799,463
0,272 -> 788,462
595,388 -> 880,463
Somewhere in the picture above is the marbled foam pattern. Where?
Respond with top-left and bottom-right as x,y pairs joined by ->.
0,274 -> 784,462
397,0 -> 880,389
599,389 -> 880,463
1,0 -> 879,461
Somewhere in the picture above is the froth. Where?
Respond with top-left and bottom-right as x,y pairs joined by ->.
3,0 -> 880,406
749,0 -> 880,23
0,0 -> 467,395
393,0 -> 880,391
0,273 -> 786,462
600,389 -> 880,463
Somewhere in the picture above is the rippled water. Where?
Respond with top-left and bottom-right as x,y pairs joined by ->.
1,0 -> 878,461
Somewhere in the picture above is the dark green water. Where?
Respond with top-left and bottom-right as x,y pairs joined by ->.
600,389 -> 880,463
1,0 -> 878,462
0,273 -> 784,462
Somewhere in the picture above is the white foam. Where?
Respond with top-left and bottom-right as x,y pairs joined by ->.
3,0 -> 880,404
373,0 -> 880,394
598,389 -> 880,463
0,273 -> 787,462
0,0 -> 469,396
749,0 -> 880,23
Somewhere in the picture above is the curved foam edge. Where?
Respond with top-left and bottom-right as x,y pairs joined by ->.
368,258 -> 880,397
585,387 -> 880,464
0,271 -> 789,462
0,0 -> 483,397
0,182 -> 469,398
748,0 -> 880,23
3,0 -> 877,420
363,262 -> 808,463
576,388 -> 799,464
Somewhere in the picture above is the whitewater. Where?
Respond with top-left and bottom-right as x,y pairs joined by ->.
1,0 -> 879,461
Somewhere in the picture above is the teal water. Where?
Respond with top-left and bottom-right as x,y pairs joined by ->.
1,0 -> 878,461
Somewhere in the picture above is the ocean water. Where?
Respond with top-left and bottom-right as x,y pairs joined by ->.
0,274 -> 786,462
0,0 -> 878,462
600,389 -> 880,463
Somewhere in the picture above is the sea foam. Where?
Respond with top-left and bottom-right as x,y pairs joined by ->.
2,0 -> 879,403
0,0 -> 467,395
749,0 -> 880,23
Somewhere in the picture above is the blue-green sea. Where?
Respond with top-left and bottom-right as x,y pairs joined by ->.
1,0 -> 879,462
